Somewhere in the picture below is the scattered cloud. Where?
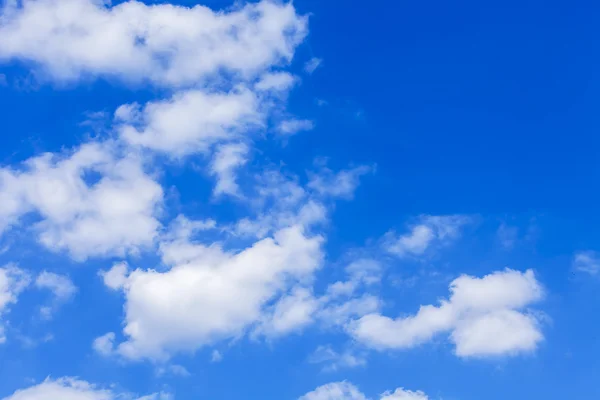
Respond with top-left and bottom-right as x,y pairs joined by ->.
278,119 -> 315,136
350,269 -> 545,358
573,251 -> 600,275
34,271 -> 77,319
304,57 -> 323,74
383,215 -> 471,258
0,264 -> 31,343
308,164 -> 372,200
309,345 -> 367,372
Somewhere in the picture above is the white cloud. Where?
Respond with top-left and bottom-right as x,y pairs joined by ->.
156,364 -> 191,378
211,143 -> 249,197
255,72 -> 297,92
278,119 -> 314,136
93,332 -> 115,357
2,377 -> 170,400
383,215 -> 470,258
299,382 -> 367,400
116,88 -> 263,157
308,345 -> 366,372
573,251 -> 600,275
299,382 -> 428,400
308,165 -> 372,200
99,224 -> 324,360
304,57 -> 323,74
0,142 -> 163,260
0,0 -> 307,87
0,264 -> 30,343
349,269 -> 544,358
380,388 -> 428,400
34,271 -> 77,319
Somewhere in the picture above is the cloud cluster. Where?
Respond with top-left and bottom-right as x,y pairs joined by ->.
350,269 -> 544,357
0,0 -> 306,86
0,142 -> 163,260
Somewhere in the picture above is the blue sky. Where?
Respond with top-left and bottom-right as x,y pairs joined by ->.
0,0 -> 598,399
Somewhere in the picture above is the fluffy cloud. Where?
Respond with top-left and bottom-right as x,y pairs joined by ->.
0,0 -> 306,87
0,142 -> 163,260
2,377 -> 170,400
383,215 -> 470,258
0,264 -> 30,343
573,251 -> 600,275
299,382 -> 367,400
350,269 -> 544,357
380,389 -> 428,400
299,382 -> 428,400
116,88 -> 263,157
98,224 -> 323,360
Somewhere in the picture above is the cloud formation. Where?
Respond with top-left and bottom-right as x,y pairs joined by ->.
0,0 -> 306,86
0,142 -> 163,260
350,269 -> 544,357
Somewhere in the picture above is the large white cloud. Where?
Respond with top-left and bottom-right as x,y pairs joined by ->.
0,142 -> 163,260
0,0 -> 307,87
2,377 -> 170,400
93,167 -> 375,360
298,382 -> 428,400
99,224 -> 324,360
349,269 -> 545,357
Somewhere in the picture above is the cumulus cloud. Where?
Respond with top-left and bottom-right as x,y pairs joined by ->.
573,251 -> 600,275
2,377 -> 170,400
0,142 -> 163,260
0,0 -> 307,87
116,88 -> 263,157
299,382 -> 428,400
349,269 -> 545,357
383,215 -> 470,258
98,224 -> 324,360
0,264 -> 30,343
